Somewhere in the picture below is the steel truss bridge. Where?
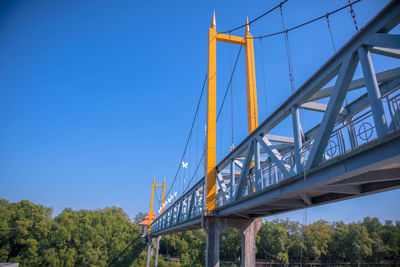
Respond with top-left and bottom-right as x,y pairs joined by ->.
151,0 -> 400,236
148,1 -> 400,266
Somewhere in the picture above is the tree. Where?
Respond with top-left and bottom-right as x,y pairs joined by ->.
220,227 -> 240,262
379,220 -> 400,261
257,220 -> 289,264
0,199 -> 52,266
133,211 -> 146,225
304,220 -> 332,260
362,217 -> 385,261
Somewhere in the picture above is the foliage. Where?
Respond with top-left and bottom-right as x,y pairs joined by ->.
220,227 -> 240,262
0,199 -> 142,267
1,198 -> 399,266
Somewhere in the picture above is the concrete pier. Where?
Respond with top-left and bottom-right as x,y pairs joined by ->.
146,238 -> 152,267
203,216 -> 261,267
154,236 -> 161,267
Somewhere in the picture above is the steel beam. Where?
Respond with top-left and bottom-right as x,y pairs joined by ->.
310,67 -> 400,101
264,134 -> 294,144
291,107 -> 304,174
314,185 -> 361,194
307,53 -> 359,169
358,45 -> 388,137
370,46 -> 400,59
257,136 -> 293,177
234,142 -> 255,201
365,33 -> 400,50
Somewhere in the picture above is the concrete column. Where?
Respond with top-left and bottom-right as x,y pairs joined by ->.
154,236 -> 161,267
203,216 -> 224,267
203,216 -> 262,267
146,238 -> 152,267
239,218 -> 261,267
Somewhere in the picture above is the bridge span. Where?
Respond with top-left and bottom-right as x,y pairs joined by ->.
148,1 -> 400,266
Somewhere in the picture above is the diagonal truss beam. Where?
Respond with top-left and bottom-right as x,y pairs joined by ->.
358,45 -> 388,137
234,141 -> 255,201
309,67 -> 400,101
306,52 -> 359,169
256,136 -> 294,177
217,172 -> 229,202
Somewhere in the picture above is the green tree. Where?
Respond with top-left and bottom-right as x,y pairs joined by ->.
257,220 -> 289,264
0,199 -> 52,266
220,227 -> 240,262
304,220 -> 332,260
380,220 -> 400,261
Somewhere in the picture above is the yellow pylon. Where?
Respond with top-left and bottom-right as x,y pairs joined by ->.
205,13 -> 259,212
147,177 -> 166,235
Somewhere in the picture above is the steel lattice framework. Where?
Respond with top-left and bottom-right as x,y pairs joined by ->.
151,0 -> 400,236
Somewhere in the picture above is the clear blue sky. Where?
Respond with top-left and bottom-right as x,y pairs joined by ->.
1,0 -> 399,223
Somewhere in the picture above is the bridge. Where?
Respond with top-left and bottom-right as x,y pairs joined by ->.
147,1 -> 400,266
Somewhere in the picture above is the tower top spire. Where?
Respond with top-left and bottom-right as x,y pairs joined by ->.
245,17 -> 250,34
211,11 -> 216,29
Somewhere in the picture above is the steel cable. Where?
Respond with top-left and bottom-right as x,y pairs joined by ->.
254,0 -> 362,39
165,74 -> 207,199
220,0 -> 289,34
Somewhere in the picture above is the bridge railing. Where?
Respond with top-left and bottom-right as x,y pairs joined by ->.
150,0 -> 400,236
215,86 -> 400,207
151,179 -> 204,234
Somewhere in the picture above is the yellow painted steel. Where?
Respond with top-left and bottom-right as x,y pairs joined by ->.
147,177 -> 166,234
216,33 -> 246,45
206,12 -> 217,211
161,177 -> 166,214
244,18 -> 259,133
148,177 -> 155,235
205,15 -> 259,211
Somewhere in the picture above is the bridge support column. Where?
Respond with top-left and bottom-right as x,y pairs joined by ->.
154,236 -> 161,267
239,218 -> 261,266
146,238 -> 152,267
203,216 -> 261,267
203,216 -> 224,267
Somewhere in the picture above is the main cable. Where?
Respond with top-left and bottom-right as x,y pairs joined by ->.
254,0 -> 362,39
220,0 -> 289,34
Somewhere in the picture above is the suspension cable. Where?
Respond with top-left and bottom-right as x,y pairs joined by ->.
325,13 -> 349,106
325,14 -> 337,53
347,0 -> 359,32
280,4 -> 295,94
220,0 -> 289,34
165,74 -> 207,199
184,151 -> 204,193
183,45 -> 242,195
229,32 -> 235,150
254,0 -> 361,39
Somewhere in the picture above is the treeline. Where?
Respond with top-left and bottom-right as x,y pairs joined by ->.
158,218 -> 400,266
0,199 -> 145,266
1,198 -> 399,267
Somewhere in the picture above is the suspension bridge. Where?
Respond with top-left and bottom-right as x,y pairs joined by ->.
144,1 -> 400,266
